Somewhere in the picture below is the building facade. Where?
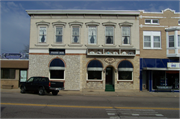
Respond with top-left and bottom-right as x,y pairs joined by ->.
139,8 -> 180,92
27,10 -> 140,92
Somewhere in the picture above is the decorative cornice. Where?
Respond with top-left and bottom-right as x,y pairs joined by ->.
36,20 -> 50,27
85,21 -> 100,27
102,21 -> 117,27
104,58 -> 116,64
119,21 -> 133,27
52,20 -> 66,27
68,21 -> 83,27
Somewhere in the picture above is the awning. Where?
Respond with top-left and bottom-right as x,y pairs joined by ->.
87,60 -> 103,71
143,67 -> 180,71
49,58 -> 65,70
118,60 -> 133,71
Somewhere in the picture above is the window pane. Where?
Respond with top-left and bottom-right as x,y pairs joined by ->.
39,27 -> 46,35
56,36 -> 62,42
154,43 -> 160,47
118,71 -> 132,80
122,27 -> 130,36
145,19 -> 151,23
50,70 -> 64,79
56,27 -> 62,35
1,69 -> 15,79
144,42 -> 151,47
169,36 -> 174,47
144,36 -> 150,41
122,36 -> 130,44
154,36 -> 160,41
88,71 -> 101,79
88,26 -> 97,44
106,36 -> 113,44
72,27 -> 79,43
39,35 -> 46,42
153,19 -> 159,23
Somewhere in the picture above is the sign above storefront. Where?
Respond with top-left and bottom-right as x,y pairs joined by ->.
1,53 -> 28,59
49,49 -> 65,55
167,63 -> 180,69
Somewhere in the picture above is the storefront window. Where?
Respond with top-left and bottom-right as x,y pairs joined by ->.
153,71 -> 179,90
88,71 -> 101,80
118,71 -> 132,80
50,70 -> 64,79
1,69 -> 15,79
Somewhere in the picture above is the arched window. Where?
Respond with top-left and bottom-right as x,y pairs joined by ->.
49,58 -> 65,79
118,60 -> 133,80
87,60 -> 103,80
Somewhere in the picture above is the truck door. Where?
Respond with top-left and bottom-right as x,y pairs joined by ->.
26,77 -> 34,91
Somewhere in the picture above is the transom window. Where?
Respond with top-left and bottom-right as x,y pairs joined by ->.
88,26 -> 97,44
145,19 -> 159,24
56,27 -> 63,43
122,27 -> 131,45
72,26 -> 80,43
39,27 -> 47,43
143,31 -> 161,49
106,26 -> 114,44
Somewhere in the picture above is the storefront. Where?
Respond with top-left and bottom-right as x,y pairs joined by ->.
140,58 -> 179,92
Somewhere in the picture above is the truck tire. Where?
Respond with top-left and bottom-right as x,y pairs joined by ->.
38,87 -> 45,95
52,91 -> 58,95
21,86 -> 26,93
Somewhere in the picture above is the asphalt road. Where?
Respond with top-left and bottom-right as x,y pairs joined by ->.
1,92 -> 179,118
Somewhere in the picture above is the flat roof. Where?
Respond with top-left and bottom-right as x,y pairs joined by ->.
26,10 -> 140,16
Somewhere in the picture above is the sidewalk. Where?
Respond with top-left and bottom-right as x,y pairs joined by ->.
1,88 -> 179,98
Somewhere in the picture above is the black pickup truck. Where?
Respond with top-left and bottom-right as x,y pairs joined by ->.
20,76 -> 64,95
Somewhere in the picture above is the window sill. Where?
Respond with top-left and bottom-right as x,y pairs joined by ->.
85,44 -> 100,47
143,48 -> 162,50
35,44 -> 49,46
119,45 -> 134,47
86,80 -> 103,83
102,44 -> 117,47
68,44 -> 83,47
51,44 -> 66,47
117,80 -> 133,83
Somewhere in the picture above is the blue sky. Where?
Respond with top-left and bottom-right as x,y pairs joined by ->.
0,0 -> 179,53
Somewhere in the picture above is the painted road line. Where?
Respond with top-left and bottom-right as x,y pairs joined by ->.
1,103 -> 179,110
115,107 -> 179,110
1,103 -> 113,109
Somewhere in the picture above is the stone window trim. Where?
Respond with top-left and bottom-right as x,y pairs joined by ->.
71,26 -> 81,44
36,20 -> 50,27
104,26 -> 115,45
85,21 -> 100,27
52,20 -> 67,28
68,21 -> 83,28
37,26 -> 48,44
86,80 -> 103,83
102,21 -> 117,28
119,21 -> 133,27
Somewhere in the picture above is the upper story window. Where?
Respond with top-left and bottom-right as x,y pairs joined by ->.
178,20 -> 180,25
39,27 -> 47,43
122,26 -> 131,45
56,27 -> 63,43
85,21 -> 100,45
143,31 -> 161,49
72,26 -> 80,43
178,35 -> 180,47
52,21 -> 66,44
105,26 -> 114,44
169,35 -> 174,47
88,26 -> 97,44
69,21 -> 83,44
36,20 -> 50,43
145,19 -> 159,24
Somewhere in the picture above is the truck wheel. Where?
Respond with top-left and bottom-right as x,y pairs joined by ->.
52,91 -> 58,95
38,87 -> 45,95
21,86 -> 26,93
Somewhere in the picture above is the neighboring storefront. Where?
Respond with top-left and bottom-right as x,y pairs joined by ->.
1,53 -> 29,89
140,58 -> 179,92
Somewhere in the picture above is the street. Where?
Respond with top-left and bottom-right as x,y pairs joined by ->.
1,91 -> 179,118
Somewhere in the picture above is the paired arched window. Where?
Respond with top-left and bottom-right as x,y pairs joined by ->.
118,60 -> 133,80
49,58 -> 65,79
87,60 -> 103,80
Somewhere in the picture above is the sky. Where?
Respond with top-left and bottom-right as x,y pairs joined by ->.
0,0 -> 180,54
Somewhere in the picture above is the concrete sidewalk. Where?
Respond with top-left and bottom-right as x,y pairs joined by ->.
1,88 -> 179,98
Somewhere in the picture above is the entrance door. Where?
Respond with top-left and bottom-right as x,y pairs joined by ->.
105,67 -> 114,91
